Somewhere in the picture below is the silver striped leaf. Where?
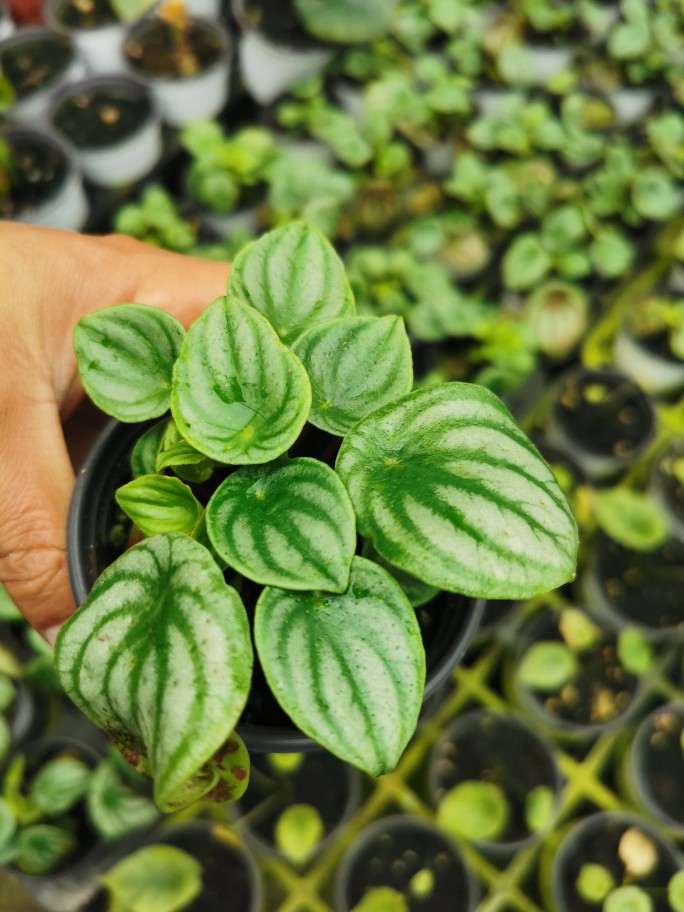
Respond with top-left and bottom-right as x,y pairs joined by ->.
171,297 -> 312,464
227,221 -> 355,344
115,475 -> 204,537
54,534 -> 253,811
86,760 -> 158,840
206,457 -> 356,592
155,418 -> 214,484
336,383 -> 578,600
255,556 -> 425,776
361,540 -> 439,608
73,304 -> 185,423
291,316 -> 413,437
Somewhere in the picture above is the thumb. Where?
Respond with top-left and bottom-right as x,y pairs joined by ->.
0,394 -> 75,633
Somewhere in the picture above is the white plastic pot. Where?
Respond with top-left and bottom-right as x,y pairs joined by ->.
526,45 -> 575,85
0,0 -> 14,40
124,17 -> 231,127
238,28 -> 333,105
49,76 -> 163,189
609,87 -> 654,127
186,0 -> 222,19
0,27 -> 86,123
44,0 -> 125,74
199,206 -> 260,239
5,126 -> 88,231
473,88 -> 519,117
614,327 -> 684,397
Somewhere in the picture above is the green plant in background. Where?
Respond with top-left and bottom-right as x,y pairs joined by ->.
437,779 -> 555,843
274,804 -> 324,866
0,137 -> 15,211
100,844 -> 202,912
54,221 -> 577,812
181,122 -> 277,216
576,858 -> 684,911
294,0 -> 398,44
623,295 -> 684,361
592,488 -> 668,551
114,186 -> 197,253
266,154 -> 355,238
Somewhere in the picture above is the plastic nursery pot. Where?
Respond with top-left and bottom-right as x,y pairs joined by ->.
524,44 -> 575,85
582,532 -> 684,641
335,815 -> 478,912
232,0 -> 332,105
0,0 -> 14,39
67,419 -> 484,754
540,811 -> 684,912
48,75 -> 162,189
507,606 -> 644,741
82,820 -> 262,912
650,438 -> 684,542
183,166 -> 264,241
44,0 -> 124,74
233,750 -> 361,866
623,702 -> 684,837
3,680 -> 39,755
122,13 -> 232,128
545,367 -> 657,482
428,709 -> 562,858
609,87 -> 655,127
0,27 -> 86,122
615,337 -> 684,401
0,125 -> 88,230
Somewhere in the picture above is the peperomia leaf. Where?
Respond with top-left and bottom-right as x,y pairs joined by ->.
594,489 -> 667,551
87,759 -> 158,840
155,419 -> 214,484
31,758 -> 91,816
274,804 -> 324,866
255,557 -> 425,776
291,316 -> 413,436
131,422 -> 166,479
101,845 -> 202,912
336,383 -> 578,599
518,641 -> 578,692
171,297 -> 312,464
0,798 -> 16,853
115,475 -> 204,537
437,781 -> 510,842
227,221 -> 355,344
16,825 -> 74,875
73,304 -> 185,423
206,458 -> 356,592
54,534 -> 253,811
361,541 -> 438,608
294,0 -> 397,43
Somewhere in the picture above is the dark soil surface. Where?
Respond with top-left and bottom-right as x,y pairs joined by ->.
0,33 -> 73,99
124,17 -> 224,80
52,86 -> 150,150
0,133 -> 67,219
54,0 -> 117,30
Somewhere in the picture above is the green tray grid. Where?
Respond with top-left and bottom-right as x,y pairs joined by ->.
184,217 -> 684,912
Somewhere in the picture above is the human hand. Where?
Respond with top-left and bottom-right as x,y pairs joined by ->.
0,223 -> 229,636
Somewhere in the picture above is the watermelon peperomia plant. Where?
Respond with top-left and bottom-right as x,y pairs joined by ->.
54,222 -> 578,812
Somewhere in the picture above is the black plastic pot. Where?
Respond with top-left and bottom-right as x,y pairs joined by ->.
545,367 -> 657,482
233,750 -> 361,864
428,709 -> 562,857
81,820 -> 262,912
67,419 -> 483,754
335,815 -> 478,912
541,811 -> 684,912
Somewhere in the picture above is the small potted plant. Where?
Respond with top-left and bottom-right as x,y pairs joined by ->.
48,75 -> 162,189
55,221 -> 577,814
542,812 -> 684,912
525,280 -> 589,361
623,703 -> 684,838
113,184 -> 198,252
545,367 -> 657,481
508,603 -> 650,739
180,120 -> 277,239
336,816 -> 478,912
0,125 -> 88,230
614,294 -> 684,397
234,750 -> 361,867
0,26 -> 85,122
430,709 -> 561,857
122,0 -> 232,127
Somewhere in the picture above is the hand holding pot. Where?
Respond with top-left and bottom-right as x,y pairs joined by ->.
0,223 -> 228,634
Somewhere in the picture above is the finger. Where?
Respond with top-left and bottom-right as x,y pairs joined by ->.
0,393 -> 76,632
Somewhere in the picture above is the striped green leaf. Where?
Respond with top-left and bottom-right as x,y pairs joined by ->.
206,458 -> 356,592
102,845 -> 202,912
131,422 -> 166,479
86,759 -> 158,840
54,534 -> 253,811
74,304 -> 185,422
227,221 -> 355,344
255,556 -> 425,776
31,758 -> 91,816
362,541 -> 438,608
336,383 -> 578,600
291,316 -> 413,437
155,418 -> 214,484
115,475 -> 204,537
16,825 -> 75,875
171,297 -> 312,464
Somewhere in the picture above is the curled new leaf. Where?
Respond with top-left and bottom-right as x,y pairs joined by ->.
336,383 -> 578,599
255,557 -> 425,776
291,316 -> 413,436
54,534 -> 253,811
171,297 -> 311,464
207,458 -> 356,592
73,304 -> 185,422
115,475 -> 204,537
227,221 -> 355,343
